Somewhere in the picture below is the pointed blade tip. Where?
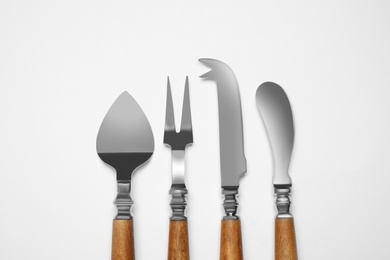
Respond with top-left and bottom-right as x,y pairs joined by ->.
199,58 -> 215,78
180,77 -> 193,133
119,91 -> 130,97
116,91 -> 134,104
164,79 -> 176,133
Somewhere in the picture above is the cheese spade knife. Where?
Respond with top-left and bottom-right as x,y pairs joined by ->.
256,82 -> 298,260
199,58 -> 247,260
96,91 -> 154,260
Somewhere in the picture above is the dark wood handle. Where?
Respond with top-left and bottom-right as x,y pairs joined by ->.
275,218 -> 298,260
220,219 -> 243,260
112,219 -> 135,260
168,220 -> 189,260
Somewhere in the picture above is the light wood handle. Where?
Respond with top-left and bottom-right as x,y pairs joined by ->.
275,218 -> 298,260
112,219 -> 135,260
168,220 -> 190,260
220,219 -> 243,260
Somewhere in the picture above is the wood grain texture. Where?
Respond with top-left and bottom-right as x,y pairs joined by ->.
275,218 -> 298,260
112,219 -> 135,260
220,219 -> 243,260
168,220 -> 189,260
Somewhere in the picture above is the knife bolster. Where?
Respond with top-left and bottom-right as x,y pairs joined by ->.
169,186 -> 188,221
222,188 -> 239,220
114,181 -> 133,220
275,186 -> 293,219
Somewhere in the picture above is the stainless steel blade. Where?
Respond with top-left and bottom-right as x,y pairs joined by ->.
96,91 -> 154,181
199,58 -> 246,188
256,82 -> 294,186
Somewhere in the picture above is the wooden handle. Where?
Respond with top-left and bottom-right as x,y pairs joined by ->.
168,220 -> 190,260
275,218 -> 298,260
112,219 -> 135,260
220,219 -> 243,260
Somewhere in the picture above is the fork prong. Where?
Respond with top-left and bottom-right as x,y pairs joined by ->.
164,77 -> 176,133
180,76 -> 193,136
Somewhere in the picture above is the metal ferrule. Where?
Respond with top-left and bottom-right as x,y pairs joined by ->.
114,181 -> 133,220
222,188 -> 239,220
275,186 -> 293,219
169,186 -> 188,220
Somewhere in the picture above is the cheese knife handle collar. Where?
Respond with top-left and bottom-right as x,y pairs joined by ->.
222,187 -> 239,220
274,185 -> 292,219
112,181 -> 132,219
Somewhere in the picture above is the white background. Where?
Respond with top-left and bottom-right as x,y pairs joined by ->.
1,0 -> 390,259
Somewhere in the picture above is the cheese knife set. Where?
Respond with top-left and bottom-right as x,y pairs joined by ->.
96,58 -> 299,260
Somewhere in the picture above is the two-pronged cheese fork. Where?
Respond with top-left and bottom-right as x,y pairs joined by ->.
164,76 -> 193,260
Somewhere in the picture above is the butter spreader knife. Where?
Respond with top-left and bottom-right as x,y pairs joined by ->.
256,82 -> 298,260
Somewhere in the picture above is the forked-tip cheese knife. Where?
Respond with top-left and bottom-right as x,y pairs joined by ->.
96,91 -> 154,260
256,82 -> 298,260
199,58 -> 247,260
